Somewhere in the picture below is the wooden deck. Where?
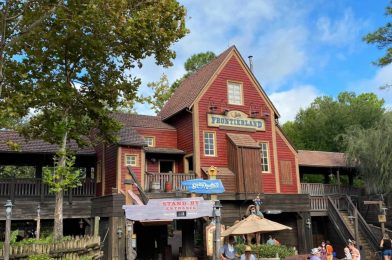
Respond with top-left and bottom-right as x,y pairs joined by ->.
0,178 -> 96,220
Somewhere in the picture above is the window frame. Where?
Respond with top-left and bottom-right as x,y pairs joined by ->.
259,141 -> 270,173
203,131 -> 217,157
144,136 -> 155,147
227,81 -> 243,105
124,154 -> 138,167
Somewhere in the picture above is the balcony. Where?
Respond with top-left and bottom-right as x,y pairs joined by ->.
144,172 -> 197,193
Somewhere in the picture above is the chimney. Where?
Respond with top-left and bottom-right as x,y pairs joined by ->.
248,55 -> 253,72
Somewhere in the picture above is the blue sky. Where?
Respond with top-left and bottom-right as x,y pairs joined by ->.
134,0 -> 392,123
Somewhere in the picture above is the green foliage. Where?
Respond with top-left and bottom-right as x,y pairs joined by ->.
29,255 -> 55,260
282,92 -> 385,152
342,112 -> 392,193
184,51 -> 216,75
43,153 -> 81,193
0,166 -> 35,178
363,1 -> 392,66
144,51 -> 216,113
236,244 -> 296,259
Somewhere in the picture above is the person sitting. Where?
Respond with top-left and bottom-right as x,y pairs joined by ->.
221,235 -> 237,260
266,235 -> 275,245
310,248 -> 321,260
240,245 -> 256,260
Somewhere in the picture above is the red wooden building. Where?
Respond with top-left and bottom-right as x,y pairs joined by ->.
1,46 -> 318,259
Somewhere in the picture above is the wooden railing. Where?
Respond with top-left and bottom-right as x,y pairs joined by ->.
310,196 -> 342,211
327,197 -> 355,242
144,172 -> 197,192
0,178 -> 96,201
301,183 -> 362,196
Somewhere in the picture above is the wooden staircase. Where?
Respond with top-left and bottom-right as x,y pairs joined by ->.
340,211 -> 375,260
327,196 -> 379,260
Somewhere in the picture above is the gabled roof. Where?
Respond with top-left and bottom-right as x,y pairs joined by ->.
298,150 -> 348,168
0,130 -> 95,155
159,45 -> 280,120
227,133 -> 260,148
159,46 -> 235,120
113,112 -> 175,130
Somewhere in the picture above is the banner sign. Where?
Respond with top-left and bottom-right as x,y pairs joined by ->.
207,110 -> 265,131
123,197 -> 214,221
181,179 -> 225,194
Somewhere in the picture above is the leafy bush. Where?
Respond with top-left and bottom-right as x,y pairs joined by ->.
29,255 -> 55,260
236,244 -> 296,259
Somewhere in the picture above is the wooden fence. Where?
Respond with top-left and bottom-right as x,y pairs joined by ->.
301,183 -> 362,196
144,172 -> 196,192
0,236 -> 102,259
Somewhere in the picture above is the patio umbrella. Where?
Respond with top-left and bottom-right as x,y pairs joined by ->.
222,214 -> 292,236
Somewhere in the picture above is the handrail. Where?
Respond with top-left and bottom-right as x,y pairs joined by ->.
345,195 -> 379,252
327,196 -> 354,242
301,183 -> 362,197
144,172 -> 197,192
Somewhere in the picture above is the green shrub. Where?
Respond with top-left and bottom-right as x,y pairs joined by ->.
28,254 -> 55,260
236,244 -> 296,259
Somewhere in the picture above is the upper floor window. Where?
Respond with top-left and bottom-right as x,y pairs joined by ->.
144,136 -> 155,147
125,155 -> 138,167
260,142 -> 270,172
204,132 -> 216,156
227,82 -> 242,105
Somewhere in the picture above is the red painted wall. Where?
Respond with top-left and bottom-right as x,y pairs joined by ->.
276,131 -> 298,193
119,146 -> 142,192
168,111 -> 194,154
135,128 -> 177,148
104,144 -> 118,195
197,55 -> 278,192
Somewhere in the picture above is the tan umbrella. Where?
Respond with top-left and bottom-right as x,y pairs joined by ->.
222,214 -> 292,236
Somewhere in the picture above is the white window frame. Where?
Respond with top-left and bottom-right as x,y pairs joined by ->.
144,136 -> 155,147
260,142 -> 270,173
227,81 -> 243,105
204,131 -> 216,157
125,154 -> 138,167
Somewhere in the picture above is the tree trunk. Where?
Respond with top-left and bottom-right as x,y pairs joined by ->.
53,130 -> 68,241
54,190 -> 63,241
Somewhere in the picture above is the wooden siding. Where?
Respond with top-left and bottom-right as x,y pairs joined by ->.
135,127 -> 177,148
167,111 -> 194,154
94,144 -> 104,196
197,55 -> 278,192
103,144 -> 118,195
276,131 -> 298,193
119,147 -> 142,192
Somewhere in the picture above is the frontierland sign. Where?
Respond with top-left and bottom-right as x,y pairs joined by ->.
207,110 -> 265,131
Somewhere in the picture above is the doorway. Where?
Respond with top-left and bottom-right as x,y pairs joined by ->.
159,160 -> 174,173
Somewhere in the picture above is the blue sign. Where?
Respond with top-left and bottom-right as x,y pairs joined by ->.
181,179 -> 225,194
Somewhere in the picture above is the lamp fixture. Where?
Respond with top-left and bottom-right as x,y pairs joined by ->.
305,218 -> 311,228
208,98 -> 217,113
79,218 -> 84,229
117,228 -> 123,239
150,158 -> 157,163
249,103 -> 259,118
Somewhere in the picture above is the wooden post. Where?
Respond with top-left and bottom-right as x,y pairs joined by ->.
36,204 -> 41,239
380,201 -> 386,235
4,200 -> 13,260
126,220 -> 136,260
354,208 -> 359,248
10,178 -> 15,203
94,216 -> 100,237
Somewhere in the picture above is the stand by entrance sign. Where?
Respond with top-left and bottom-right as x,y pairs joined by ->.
123,197 -> 214,221
181,179 -> 225,194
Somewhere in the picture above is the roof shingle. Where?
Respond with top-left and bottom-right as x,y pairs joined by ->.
226,133 -> 260,148
0,130 -> 95,154
159,46 -> 235,120
298,150 -> 347,168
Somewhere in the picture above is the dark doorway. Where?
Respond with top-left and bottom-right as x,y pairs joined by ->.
160,161 -> 174,173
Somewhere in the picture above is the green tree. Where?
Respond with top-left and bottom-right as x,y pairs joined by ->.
0,0 -> 64,99
342,112 -> 392,194
1,0 -> 187,240
363,1 -> 392,66
145,51 -> 216,113
282,92 -> 385,152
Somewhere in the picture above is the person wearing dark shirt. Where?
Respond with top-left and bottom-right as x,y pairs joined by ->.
380,234 -> 392,260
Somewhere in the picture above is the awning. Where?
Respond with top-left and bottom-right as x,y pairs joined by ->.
144,147 -> 185,155
201,167 -> 235,176
226,133 -> 260,148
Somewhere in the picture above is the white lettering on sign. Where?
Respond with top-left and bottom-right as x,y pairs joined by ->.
191,182 -> 219,190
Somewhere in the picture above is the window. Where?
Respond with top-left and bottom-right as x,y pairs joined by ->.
260,142 -> 270,172
144,136 -> 155,147
125,155 -> 138,166
280,161 -> 293,185
227,82 -> 242,105
204,132 -> 216,156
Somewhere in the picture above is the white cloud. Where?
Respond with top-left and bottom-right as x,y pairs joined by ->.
349,65 -> 392,108
316,8 -> 366,48
269,85 -> 321,123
